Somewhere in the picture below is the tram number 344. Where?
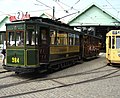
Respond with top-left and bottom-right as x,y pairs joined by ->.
12,57 -> 20,63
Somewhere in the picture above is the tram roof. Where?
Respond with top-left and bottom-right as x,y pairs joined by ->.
6,17 -> 74,30
106,30 -> 120,36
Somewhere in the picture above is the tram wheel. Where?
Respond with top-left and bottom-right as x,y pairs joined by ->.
107,63 -> 112,66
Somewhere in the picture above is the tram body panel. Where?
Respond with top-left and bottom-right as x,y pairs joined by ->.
106,30 -> 120,64
106,48 -> 120,63
49,45 -> 80,61
83,35 -> 100,59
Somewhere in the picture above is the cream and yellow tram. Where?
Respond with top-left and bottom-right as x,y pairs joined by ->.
106,30 -> 120,65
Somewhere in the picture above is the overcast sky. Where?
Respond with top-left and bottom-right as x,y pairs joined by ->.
0,0 -> 120,22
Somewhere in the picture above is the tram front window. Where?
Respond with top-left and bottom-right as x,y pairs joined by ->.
7,31 -> 24,47
116,36 -> 120,49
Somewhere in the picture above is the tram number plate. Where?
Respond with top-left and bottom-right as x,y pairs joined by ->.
12,57 -> 20,63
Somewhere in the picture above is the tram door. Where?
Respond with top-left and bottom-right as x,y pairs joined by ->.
106,36 -> 110,59
39,27 -> 49,63
106,34 -> 117,64
106,35 -> 116,61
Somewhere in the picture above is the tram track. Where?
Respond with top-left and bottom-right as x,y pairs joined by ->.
0,70 -> 10,74
27,65 -> 111,82
0,66 -> 119,98
0,65 -> 118,89
29,65 -> 119,86
35,67 -> 119,82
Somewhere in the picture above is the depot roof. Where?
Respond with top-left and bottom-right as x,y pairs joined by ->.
68,3 -> 120,26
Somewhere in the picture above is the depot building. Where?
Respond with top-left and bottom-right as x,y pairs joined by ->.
68,3 -> 120,51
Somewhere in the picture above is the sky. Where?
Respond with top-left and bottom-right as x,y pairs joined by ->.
0,0 -> 120,23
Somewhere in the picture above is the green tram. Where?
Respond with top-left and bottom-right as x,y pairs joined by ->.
3,17 -> 101,74
3,17 -> 84,74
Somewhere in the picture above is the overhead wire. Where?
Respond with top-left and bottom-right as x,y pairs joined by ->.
70,0 -> 81,10
105,0 -> 118,12
54,1 -> 69,13
53,0 -> 81,21
55,11 -> 80,21
36,0 -> 52,9
59,1 -> 79,11
105,0 -> 120,17
58,1 -> 99,24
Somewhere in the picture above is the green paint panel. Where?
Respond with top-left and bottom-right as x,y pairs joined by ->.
27,50 -> 38,65
7,50 -> 24,65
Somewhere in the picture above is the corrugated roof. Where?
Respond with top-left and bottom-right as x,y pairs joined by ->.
68,3 -> 120,26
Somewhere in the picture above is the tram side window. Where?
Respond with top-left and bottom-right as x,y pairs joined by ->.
69,33 -> 75,45
0,34 -> 2,44
7,31 -> 24,46
116,36 -> 120,49
112,36 -> 115,49
8,31 -> 15,46
16,31 -> 24,46
57,31 -> 67,45
0,33 -> 6,44
26,30 -> 35,46
109,36 -> 111,48
75,34 -> 80,45
50,30 -> 56,45
36,31 -> 38,45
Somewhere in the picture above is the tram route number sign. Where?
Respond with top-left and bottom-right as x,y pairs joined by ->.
12,57 -> 20,63
9,11 -> 30,22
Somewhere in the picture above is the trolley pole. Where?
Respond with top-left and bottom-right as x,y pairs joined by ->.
53,6 -> 55,20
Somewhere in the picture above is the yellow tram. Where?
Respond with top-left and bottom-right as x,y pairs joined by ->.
106,30 -> 120,65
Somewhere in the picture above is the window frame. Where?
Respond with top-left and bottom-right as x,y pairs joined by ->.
7,30 -> 24,47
